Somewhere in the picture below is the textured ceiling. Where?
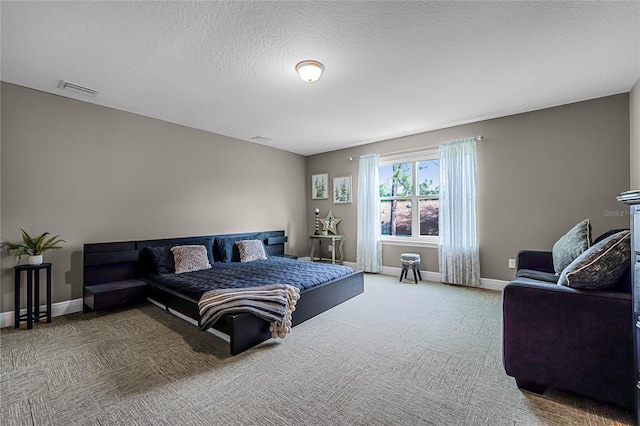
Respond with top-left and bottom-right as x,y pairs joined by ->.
2,1 -> 639,156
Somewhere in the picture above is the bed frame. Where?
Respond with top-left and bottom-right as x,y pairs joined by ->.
83,230 -> 364,355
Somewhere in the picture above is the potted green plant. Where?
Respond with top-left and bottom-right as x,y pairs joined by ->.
2,230 -> 65,265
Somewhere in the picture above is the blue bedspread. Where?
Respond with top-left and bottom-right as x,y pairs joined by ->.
146,257 -> 355,301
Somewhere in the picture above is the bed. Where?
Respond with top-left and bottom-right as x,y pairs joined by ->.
83,230 -> 364,355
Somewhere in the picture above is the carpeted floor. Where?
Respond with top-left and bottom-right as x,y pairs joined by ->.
0,274 -> 633,425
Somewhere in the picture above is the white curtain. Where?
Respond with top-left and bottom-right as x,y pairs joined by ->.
438,138 -> 480,286
356,154 -> 382,272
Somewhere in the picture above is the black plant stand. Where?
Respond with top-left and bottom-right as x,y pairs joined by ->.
14,263 -> 52,329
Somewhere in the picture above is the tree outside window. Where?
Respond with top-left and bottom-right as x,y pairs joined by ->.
379,157 -> 439,239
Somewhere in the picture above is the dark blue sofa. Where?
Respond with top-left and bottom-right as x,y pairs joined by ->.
502,240 -> 634,410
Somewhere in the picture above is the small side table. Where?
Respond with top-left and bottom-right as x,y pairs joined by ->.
309,234 -> 345,264
14,263 -> 52,329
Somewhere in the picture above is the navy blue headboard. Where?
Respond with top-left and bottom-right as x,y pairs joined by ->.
83,230 -> 287,286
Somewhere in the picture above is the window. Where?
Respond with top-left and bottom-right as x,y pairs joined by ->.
379,151 -> 439,243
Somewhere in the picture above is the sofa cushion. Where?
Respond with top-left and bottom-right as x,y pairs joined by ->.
558,230 -> 631,290
516,269 -> 559,283
593,229 -> 629,245
552,219 -> 591,275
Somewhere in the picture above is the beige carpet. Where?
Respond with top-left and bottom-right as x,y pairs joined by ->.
0,274 -> 633,425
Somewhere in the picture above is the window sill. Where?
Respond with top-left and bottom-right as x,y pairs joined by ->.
381,238 -> 438,249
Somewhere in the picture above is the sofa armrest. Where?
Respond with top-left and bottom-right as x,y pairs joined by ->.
503,280 -> 633,409
516,250 -> 554,273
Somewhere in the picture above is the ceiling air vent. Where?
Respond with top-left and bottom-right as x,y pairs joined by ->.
251,135 -> 272,143
58,80 -> 100,97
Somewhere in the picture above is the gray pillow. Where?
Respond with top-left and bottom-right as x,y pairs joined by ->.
552,219 -> 591,275
236,239 -> 267,263
557,230 -> 630,289
171,245 -> 212,274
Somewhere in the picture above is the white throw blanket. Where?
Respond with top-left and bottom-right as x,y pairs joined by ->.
197,284 -> 300,338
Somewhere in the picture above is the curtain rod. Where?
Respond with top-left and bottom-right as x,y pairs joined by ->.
349,134 -> 484,161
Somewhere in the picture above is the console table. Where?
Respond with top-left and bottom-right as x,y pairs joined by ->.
14,263 -> 52,329
309,234 -> 344,265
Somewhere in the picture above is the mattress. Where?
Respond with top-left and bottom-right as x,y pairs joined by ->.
146,256 -> 355,300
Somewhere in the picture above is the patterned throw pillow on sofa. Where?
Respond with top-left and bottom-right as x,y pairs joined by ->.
552,219 -> 591,275
557,230 -> 630,290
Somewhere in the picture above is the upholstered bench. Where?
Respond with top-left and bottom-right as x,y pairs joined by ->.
400,253 -> 422,284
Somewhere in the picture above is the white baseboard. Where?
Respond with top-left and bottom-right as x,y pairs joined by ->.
300,258 -> 508,291
479,278 -> 509,292
343,260 -> 357,269
0,298 -> 84,329
0,266 -> 508,329
378,265 -> 508,292
380,265 -> 441,282
298,256 -> 357,269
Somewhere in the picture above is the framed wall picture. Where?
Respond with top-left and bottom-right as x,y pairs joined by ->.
333,176 -> 352,204
311,173 -> 329,199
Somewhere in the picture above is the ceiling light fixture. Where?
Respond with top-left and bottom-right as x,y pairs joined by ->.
58,80 -> 100,97
295,60 -> 324,83
251,135 -> 272,143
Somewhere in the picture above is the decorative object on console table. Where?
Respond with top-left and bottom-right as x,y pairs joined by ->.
617,189 -> 640,422
309,234 -> 345,264
311,173 -> 329,199
321,209 -> 342,235
314,208 -> 320,235
14,263 -> 52,329
2,230 -> 65,265
333,176 -> 352,204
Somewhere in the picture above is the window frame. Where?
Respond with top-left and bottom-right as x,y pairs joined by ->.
379,149 -> 439,246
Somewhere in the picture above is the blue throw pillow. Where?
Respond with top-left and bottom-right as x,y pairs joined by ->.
147,245 -> 175,274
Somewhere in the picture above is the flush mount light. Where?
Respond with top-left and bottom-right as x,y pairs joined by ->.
295,60 -> 324,83
251,135 -> 272,143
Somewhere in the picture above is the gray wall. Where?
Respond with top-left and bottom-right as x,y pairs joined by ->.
631,79 -> 640,188
1,82 -> 632,314
1,82 -> 307,313
306,94 -> 631,282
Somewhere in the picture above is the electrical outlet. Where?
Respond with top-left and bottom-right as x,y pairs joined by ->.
508,258 -> 516,269
328,244 -> 333,252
